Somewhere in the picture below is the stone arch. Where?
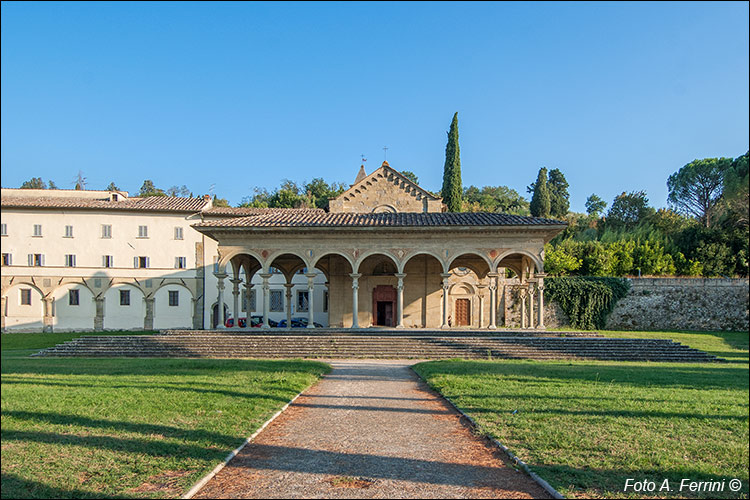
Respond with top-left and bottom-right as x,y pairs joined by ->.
264,250 -> 311,274
103,283 -> 145,330
354,250 -> 400,274
400,250 -> 447,274
217,249 -> 265,273
50,283 -> 96,331
449,282 -> 476,295
447,252 -> 493,278
495,249 -> 544,275
311,251 -> 355,273
3,283 -> 45,331
153,284 -> 194,329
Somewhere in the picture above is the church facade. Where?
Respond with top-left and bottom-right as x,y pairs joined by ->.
1,162 -> 565,332
195,162 -> 566,330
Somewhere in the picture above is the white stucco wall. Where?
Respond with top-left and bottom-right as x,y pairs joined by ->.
153,284 -> 194,329
51,283 -> 95,331
103,284 -> 145,330
3,283 -> 44,331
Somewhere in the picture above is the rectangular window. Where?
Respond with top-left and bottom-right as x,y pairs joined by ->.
65,254 -> 76,267
69,289 -> 79,306
20,289 -> 32,305
174,227 -> 183,240
323,290 -> 329,313
103,255 -> 114,268
120,290 -> 130,306
175,256 -> 186,269
138,225 -> 148,238
1,223 -> 7,236
135,256 -> 149,268
270,290 -> 283,312
168,290 -> 179,307
241,290 -> 247,312
102,224 -> 112,238
297,290 -> 309,312
2,253 -> 11,266
33,224 -> 43,237
64,225 -> 74,238
28,254 -> 44,266
248,289 -> 256,312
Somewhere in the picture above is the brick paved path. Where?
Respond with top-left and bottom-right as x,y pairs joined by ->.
194,360 -> 549,499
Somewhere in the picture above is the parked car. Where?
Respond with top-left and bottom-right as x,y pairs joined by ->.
225,316 -> 278,328
277,317 -> 323,328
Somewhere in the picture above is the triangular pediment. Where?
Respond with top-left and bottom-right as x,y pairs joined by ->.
330,163 -> 441,214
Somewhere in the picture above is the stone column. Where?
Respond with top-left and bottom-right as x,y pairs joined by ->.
284,283 -> 294,328
395,273 -> 406,328
305,272 -> 317,328
477,284 -> 486,329
440,273 -> 451,329
230,278 -> 242,328
520,288 -> 527,329
535,274 -> 546,329
94,296 -> 105,330
43,296 -> 54,333
350,273 -> 361,328
528,284 -> 535,329
260,273 -> 272,330
488,273 -> 498,329
242,283 -> 253,330
215,272 -> 227,329
144,296 -> 155,331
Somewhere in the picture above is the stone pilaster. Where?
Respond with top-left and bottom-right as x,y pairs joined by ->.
94,296 -> 105,331
144,296 -> 155,331
43,296 -> 54,333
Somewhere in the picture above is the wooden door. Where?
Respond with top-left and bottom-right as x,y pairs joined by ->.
455,298 -> 470,326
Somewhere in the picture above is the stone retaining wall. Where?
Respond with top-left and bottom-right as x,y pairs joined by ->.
536,277 -> 749,332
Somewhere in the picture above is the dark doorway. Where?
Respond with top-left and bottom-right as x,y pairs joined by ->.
455,298 -> 470,326
372,285 -> 396,327
212,303 -> 229,329
376,301 -> 394,326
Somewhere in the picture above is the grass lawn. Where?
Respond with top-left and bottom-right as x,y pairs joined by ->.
1,332 -> 330,499
414,331 -> 749,499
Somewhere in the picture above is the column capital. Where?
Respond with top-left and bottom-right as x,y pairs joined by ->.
440,273 -> 452,280
214,272 -> 228,280
487,272 -> 500,278
304,272 -> 318,279
244,283 -> 255,290
283,283 -> 295,289
534,272 -> 548,279
259,272 -> 273,280
229,278 -> 243,285
394,273 -> 407,279
349,273 -> 362,279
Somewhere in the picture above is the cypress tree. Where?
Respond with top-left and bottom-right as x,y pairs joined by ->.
441,112 -> 463,212
529,167 -> 551,218
548,168 -> 570,218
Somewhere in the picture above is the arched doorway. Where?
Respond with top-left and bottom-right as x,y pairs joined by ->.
372,285 -> 396,326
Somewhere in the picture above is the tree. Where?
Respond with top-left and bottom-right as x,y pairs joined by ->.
20,177 -> 47,189
463,185 -> 529,214
212,195 -> 230,207
138,180 -> 166,197
529,167 -> 551,218
400,171 -> 419,185
106,182 -> 120,191
304,178 -> 346,209
547,168 -> 570,218
585,194 -> 607,217
48,180 -> 59,190
440,112 -> 462,212
606,191 -> 654,230
667,157 -> 732,227
723,151 -> 749,228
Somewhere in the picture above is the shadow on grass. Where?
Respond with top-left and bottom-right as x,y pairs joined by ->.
414,361 -> 749,391
1,473 -> 133,500
3,410 -> 246,448
1,357 -> 330,378
0,377 -> 294,403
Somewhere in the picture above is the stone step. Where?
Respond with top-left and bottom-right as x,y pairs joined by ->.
34,334 -> 720,362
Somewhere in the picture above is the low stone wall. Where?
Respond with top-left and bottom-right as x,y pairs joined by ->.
533,277 -> 749,332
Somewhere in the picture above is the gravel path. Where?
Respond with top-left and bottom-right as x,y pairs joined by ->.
194,360 -> 550,499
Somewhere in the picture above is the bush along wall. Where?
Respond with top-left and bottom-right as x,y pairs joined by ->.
545,277 -> 630,329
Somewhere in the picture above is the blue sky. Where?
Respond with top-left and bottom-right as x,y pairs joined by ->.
2,1 -> 748,212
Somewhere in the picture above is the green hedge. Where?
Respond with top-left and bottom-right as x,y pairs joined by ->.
545,277 -> 630,329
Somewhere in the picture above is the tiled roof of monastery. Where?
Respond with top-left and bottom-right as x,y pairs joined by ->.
194,211 -> 566,229
203,207 -> 326,216
1,195 -> 209,212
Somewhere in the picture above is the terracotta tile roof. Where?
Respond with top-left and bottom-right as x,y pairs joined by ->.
1,195 -> 209,212
203,207 -> 326,217
194,211 -> 566,229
